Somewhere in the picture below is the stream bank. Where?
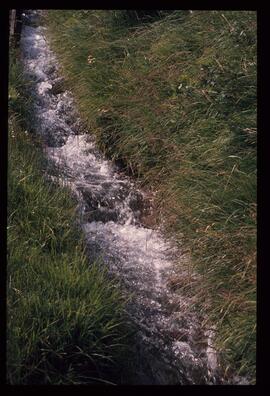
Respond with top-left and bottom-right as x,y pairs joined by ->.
19,10 -> 231,385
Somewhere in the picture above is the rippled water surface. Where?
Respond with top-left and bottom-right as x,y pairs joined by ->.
20,11 -> 223,385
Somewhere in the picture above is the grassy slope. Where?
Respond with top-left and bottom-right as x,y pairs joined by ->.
46,10 -> 257,382
7,48 -> 131,384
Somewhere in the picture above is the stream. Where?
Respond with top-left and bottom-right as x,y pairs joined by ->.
20,10 -> 223,385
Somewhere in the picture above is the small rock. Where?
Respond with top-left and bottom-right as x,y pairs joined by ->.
51,78 -> 65,95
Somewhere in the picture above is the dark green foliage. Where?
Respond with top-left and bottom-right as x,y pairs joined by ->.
112,10 -> 175,26
8,47 -> 131,385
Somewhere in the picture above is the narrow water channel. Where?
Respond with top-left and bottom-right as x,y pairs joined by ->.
20,10 -> 222,385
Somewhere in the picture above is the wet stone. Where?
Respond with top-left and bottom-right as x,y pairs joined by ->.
84,208 -> 119,223
44,64 -> 56,75
128,190 -> 144,211
51,78 -> 66,95
81,188 -> 119,210
44,127 -> 69,147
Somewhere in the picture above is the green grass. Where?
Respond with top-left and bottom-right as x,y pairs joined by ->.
7,48 -> 131,384
45,10 -> 257,382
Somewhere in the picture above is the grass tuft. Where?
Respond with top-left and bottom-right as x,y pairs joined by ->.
46,10 -> 256,382
8,47 -> 131,384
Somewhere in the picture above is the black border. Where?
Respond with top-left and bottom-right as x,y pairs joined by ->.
0,0 -> 258,10
1,2 -> 265,393
0,7 -> 9,390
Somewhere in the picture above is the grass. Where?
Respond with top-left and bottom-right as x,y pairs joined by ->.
45,10 -> 257,382
7,47 -> 132,384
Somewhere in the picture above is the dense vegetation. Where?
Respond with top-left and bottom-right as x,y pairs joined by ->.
46,10 -> 257,382
7,48 -> 131,384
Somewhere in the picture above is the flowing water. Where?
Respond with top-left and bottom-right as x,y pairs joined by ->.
20,10 -> 225,385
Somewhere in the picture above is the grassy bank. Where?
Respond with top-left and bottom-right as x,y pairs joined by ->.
46,10 -> 257,382
7,48 -> 131,384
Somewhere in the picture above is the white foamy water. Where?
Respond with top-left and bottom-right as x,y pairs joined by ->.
20,10 -> 223,385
